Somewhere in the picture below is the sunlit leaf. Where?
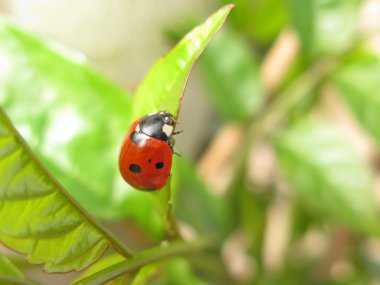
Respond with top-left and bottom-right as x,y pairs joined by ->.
276,121 -> 379,236
0,20 -> 169,241
200,28 -> 262,121
0,20 -> 136,219
0,108 -> 132,272
132,4 -> 234,119
332,51 -> 380,149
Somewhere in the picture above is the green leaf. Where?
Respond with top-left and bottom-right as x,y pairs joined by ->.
171,158 -> 231,240
132,4 -> 234,119
0,20 -> 167,239
0,5 -> 234,239
0,255 -> 23,279
75,254 -> 127,284
0,108 -> 133,272
131,265 -> 157,285
276,121 -> 379,236
0,20 -> 135,219
332,51 -> 380,149
289,0 -> 361,57
220,0 -> 288,44
0,254 -> 40,285
199,28 -> 262,121
288,0 -> 314,54
130,5 -> 233,238
159,258 -> 206,285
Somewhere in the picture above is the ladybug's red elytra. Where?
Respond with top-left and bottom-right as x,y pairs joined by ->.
119,111 -> 178,191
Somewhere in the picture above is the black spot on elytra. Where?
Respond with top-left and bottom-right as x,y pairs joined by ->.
129,164 -> 141,173
148,159 -> 152,163
155,162 -> 164,169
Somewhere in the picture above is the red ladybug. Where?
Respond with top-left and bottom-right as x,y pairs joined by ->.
119,111 -> 178,191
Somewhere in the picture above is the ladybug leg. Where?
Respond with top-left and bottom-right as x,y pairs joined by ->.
173,130 -> 183,135
168,140 -> 181,156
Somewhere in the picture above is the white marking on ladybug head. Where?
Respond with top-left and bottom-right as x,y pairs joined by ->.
135,124 -> 140,132
162,124 -> 173,137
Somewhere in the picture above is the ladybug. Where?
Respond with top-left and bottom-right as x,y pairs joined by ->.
119,111 -> 179,191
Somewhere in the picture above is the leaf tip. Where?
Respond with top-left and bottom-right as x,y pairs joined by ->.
218,4 -> 235,19
225,3 -> 236,10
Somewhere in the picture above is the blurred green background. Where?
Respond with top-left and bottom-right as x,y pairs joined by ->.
1,0 -> 380,284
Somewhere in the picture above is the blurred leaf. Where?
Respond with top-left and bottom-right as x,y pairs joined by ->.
0,108 -> 133,272
226,162 -> 268,268
239,189 -> 267,265
186,252 -> 230,285
288,0 -> 314,54
0,254 -> 40,285
171,157 -> 231,240
131,264 -> 157,285
332,51 -> 380,149
221,0 -> 288,44
290,202 -> 322,241
289,0 -> 361,57
0,21 -> 136,218
159,258 -> 206,285
199,28 -> 263,121
132,4 -> 233,119
276,121 -> 379,236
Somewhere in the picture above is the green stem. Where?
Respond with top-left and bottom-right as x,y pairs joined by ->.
73,239 -> 209,285
165,179 -> 181,240
153,179 -> 181,241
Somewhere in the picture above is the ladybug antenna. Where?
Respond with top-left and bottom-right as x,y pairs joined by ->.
173,129 -> 183,136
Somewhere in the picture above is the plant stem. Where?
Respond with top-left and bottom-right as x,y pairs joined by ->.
153,179 -> 181,241
73,239 -> 209,285
165,180 -> 181,240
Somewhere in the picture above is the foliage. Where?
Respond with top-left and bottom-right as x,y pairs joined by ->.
0,0 -> 380,284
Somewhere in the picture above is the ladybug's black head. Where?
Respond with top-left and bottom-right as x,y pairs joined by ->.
139,111 -> 175,142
